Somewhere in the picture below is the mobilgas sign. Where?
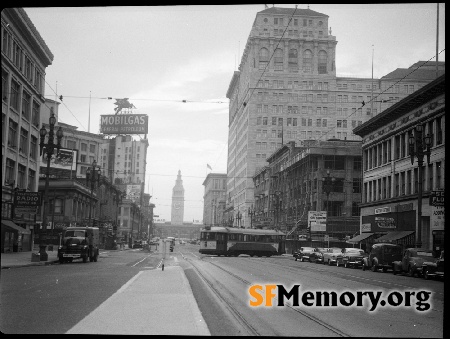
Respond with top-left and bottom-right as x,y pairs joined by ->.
100,114 -> 148,134
14,192 -> 42,207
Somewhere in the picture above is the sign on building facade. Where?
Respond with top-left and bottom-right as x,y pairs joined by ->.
100,114 -> 149,134
308,211 -> 327,232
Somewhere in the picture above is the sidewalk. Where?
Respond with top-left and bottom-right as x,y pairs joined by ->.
0,244 -> 133,269
66,266 -> 211,335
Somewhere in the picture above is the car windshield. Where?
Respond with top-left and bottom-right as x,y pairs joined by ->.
64,230 -> 87,238
301,247 -> 315,251
347,249 -> 364,255
383,246 -> 402,255
329,248 -> 342,253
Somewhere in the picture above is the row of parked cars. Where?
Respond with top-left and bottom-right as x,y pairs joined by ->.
293,244 -> 444,280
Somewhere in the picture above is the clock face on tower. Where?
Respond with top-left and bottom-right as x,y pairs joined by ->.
174,202 -> 181,210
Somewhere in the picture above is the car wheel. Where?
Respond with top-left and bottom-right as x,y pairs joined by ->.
423,269 -> 430,280
294,257 -> 297,261
328,259 -> 332,266
371,263 -> 377,272
336,261 -> 340,267
301,257 -> 304,262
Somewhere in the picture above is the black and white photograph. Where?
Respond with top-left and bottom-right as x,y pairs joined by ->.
1,4 -> 445,336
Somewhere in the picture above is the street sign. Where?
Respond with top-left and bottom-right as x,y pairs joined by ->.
14,192 -> 42,207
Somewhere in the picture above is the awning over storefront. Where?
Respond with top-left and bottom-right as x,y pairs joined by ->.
374,231 -> 415,243
348,232 -> 375,243
1,220 -> 31,234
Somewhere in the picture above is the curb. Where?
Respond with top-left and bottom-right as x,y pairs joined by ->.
1,259 -> 60,270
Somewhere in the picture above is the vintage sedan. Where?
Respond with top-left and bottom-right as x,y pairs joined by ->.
322,247 -> 343,266
340,248 -> 367,268
362,243 -> 402,272
422,250 -> 444,280
312,248 -> 328,264
392,248 -> 436,277
293,247 -> 320,262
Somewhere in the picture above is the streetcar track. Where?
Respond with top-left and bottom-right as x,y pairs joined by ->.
203,258 -> 349,337
180,252 -> 261,335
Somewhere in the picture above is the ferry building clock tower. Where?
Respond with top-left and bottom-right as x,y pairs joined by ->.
171,170 -> 185,225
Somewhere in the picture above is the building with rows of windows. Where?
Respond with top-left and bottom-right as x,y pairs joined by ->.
225,5 -> 445,228
1,8 -> 53,252
353,74 -> 444,252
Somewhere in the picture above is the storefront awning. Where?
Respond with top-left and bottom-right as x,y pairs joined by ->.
1,220 -> 31,234
348,232 -> 375,243
375,231 -> 415,242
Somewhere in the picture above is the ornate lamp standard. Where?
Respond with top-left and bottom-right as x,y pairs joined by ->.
39,110 -> 63,261
113,190 -> 124,246
236,210 -> 242,228
408,124 -> 432,248
248,205 -> 256,229
86,160 -> 101,228
228,214 -> 234,227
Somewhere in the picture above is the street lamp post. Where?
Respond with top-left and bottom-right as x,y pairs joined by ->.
409,124 -> 432,248
86,160 -> 101,228
236,210 -> 242,228
113,190 -> 124,248
322,169 -> 335,239
39,110 -> 63,261
248,205 -> 256,229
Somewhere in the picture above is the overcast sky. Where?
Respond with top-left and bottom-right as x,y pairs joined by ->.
24,4 -> 445,222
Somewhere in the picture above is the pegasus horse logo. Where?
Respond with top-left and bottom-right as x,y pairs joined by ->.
114,98 -> 136,115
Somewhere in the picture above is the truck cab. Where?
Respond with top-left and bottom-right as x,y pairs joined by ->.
58,227 -> 100,263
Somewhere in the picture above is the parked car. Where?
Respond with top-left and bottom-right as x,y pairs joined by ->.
322,247 -> 344,266
422,250 -> 444,280
362,243 -> 402,272
392,248 -> 436,277
132,240 -> 143,249
310,248 -> 327,263
340,248 -> 367,268
293,247 -> 319,262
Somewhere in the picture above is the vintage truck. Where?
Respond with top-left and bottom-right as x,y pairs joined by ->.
58,227 -> 99,263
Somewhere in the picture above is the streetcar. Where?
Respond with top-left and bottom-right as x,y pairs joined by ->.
199,226 -> 286,257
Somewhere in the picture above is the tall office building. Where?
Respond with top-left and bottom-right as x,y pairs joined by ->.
171,170 -> 185,225
225,6 -> 444,227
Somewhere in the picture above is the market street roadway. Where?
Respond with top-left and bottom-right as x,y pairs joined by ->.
0,243 -> 444,336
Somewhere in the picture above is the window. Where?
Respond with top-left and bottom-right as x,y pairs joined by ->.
274,48 -> 283,71
10,79 -> 20,111
8,119 -> 18,147
316,119 -> 321,127
90,144 -> 96,153
80,154 -> 87,163
32,101 -> 40,126
19,128 -> 28,154
435,162 -> 442,189
22,91 -> 31,120
18,164 -> 26,188
81,143 -> 87,152
67,140 -> 76,149
25,56 -> 33,81
436,117 -> 442,145
28,169 -> 36,191
30,135 -> 37,160
259,48 -> 269,69
52,198 -> 63,214
5,158 -> 15,183
337,120 -> 342,128
318,50 -> 327,74
303,49 -> 312,73
262,117 -> 268,125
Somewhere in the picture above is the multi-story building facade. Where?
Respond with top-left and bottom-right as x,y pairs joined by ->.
1,8 -> 53,252
353,74 -> 445,252
225,6 -> 445,228
253,139 -> 362,240
171,170 -> 185,225
202,173 -> 227,226
103,134 -> 148,185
